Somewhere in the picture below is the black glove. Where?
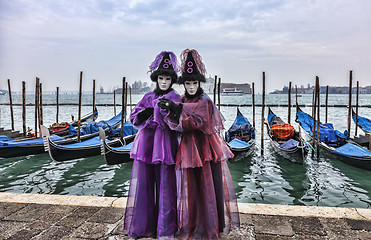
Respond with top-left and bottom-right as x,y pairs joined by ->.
158,97 -> 183,120
137,107 -> 154,123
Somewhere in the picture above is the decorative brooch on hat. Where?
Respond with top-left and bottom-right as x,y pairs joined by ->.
149,51 -> 178,83
178,49 -> 206,84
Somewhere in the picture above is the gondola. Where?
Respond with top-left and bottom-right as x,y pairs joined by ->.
351,109 -> 370,148
296,106 -> 371,171
49,107 -> 99,136
0,112 -> 123,159
0,109 -> 100,158
99,127 -> 135,165
352,109 -> 371,134
225,107 -> 255,161
266,107 -> 308,164
0,108 -> 98,140
0,134 -> 77,158
44,120 -> 136,162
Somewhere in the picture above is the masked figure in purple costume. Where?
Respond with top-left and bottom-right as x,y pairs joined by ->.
123,51 -> 181,239
159,49 -> 240,239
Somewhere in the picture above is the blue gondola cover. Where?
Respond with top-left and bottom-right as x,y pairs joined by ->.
279,139 -> 299,149
0,135 -> 65,147
297,110 -> 338,141
0,135 -> 14,142
225,111 -> 254,142
68,112 -> 123,136
111,142 -> 134,151
353,114 -> 371,133
55,121 -> 137,148
268,112 -> 276,127
333,143 -> 371,158
108,121 -> 137,138
227,138 -> 251,148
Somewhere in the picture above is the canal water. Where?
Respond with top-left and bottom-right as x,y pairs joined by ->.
0,92 -> 370,208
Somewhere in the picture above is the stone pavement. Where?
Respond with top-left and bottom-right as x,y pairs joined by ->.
1,192 -> 371,239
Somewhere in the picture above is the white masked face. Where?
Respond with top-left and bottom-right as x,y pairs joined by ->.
184,80 -> 199,95
157,75 -> 172,91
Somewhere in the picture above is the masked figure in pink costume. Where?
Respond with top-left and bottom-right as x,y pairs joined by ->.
124,51 -> 181,239
159,49 -> 240,239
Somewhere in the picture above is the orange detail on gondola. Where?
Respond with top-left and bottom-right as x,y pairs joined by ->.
50,122 -> 70,132
270,123 -> 295,140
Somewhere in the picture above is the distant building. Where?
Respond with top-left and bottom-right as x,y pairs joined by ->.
199,76 -> 251,94
271,85 -> 371,94
111,80 -> 152,94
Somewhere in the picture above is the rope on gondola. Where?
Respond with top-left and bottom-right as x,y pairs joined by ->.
304,141 -> 316,151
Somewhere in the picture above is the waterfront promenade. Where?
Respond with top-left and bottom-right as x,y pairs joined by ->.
0,192 -> 370,239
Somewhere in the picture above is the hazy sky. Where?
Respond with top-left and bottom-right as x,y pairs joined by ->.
1,0 -> 370,93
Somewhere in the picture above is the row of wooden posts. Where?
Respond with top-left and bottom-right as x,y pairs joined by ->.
5,72 -> 133,141
213,71 -> 368,155
307,71 -> 371,155
211,72 -> 266,155
4,71 -> 369,150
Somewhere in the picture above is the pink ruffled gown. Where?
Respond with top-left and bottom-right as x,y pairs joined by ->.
165,93 -> 240,239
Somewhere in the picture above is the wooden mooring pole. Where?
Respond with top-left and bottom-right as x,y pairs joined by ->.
355,81 -> 359,136
325,85 -> 328,123
316,76 -> 320,159
56,87 -> 59,123
93,80 -> 96,120
39,82 -> 43,127
213,75 -> 217,104
77,71 -> 83,142
261,72 -> 265,155
7,79 -> 14,131
34,77 -> 40,138
218,77 -> 221,110
113,89 -> 116,116
252,82 -> 255,129
22,81 -> 26,136
129,86 -> 132,112
295,85 -> 298,106
120,77 -> 126,141
125,81 -> 128,121
288,81 -> 291,124
347,70 -> 352,137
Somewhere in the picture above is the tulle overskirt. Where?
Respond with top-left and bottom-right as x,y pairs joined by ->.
124,161 -> 177,239
177,161 -> 240,239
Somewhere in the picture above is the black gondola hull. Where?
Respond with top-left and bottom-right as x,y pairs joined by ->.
102,135 -> 136,165
0,131 -> 101,159
103,148 -> 132,165
297,106 -> 371,171
228,140 -> 255,162
225,107 -> 256,162
0,144 -> 45,158
268,137 -> 306,164
48,138 -> 123,162
48,133 -> 136,162
267,107 -> 308,164
318,142 -> 371,171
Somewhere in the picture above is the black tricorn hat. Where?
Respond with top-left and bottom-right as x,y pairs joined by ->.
178,50 -> 206,84
150,52 -> 178,84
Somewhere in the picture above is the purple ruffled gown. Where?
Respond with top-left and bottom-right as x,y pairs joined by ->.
123,89 -> 181,239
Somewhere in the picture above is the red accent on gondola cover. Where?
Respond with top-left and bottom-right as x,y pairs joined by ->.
271,123 -> 295,140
